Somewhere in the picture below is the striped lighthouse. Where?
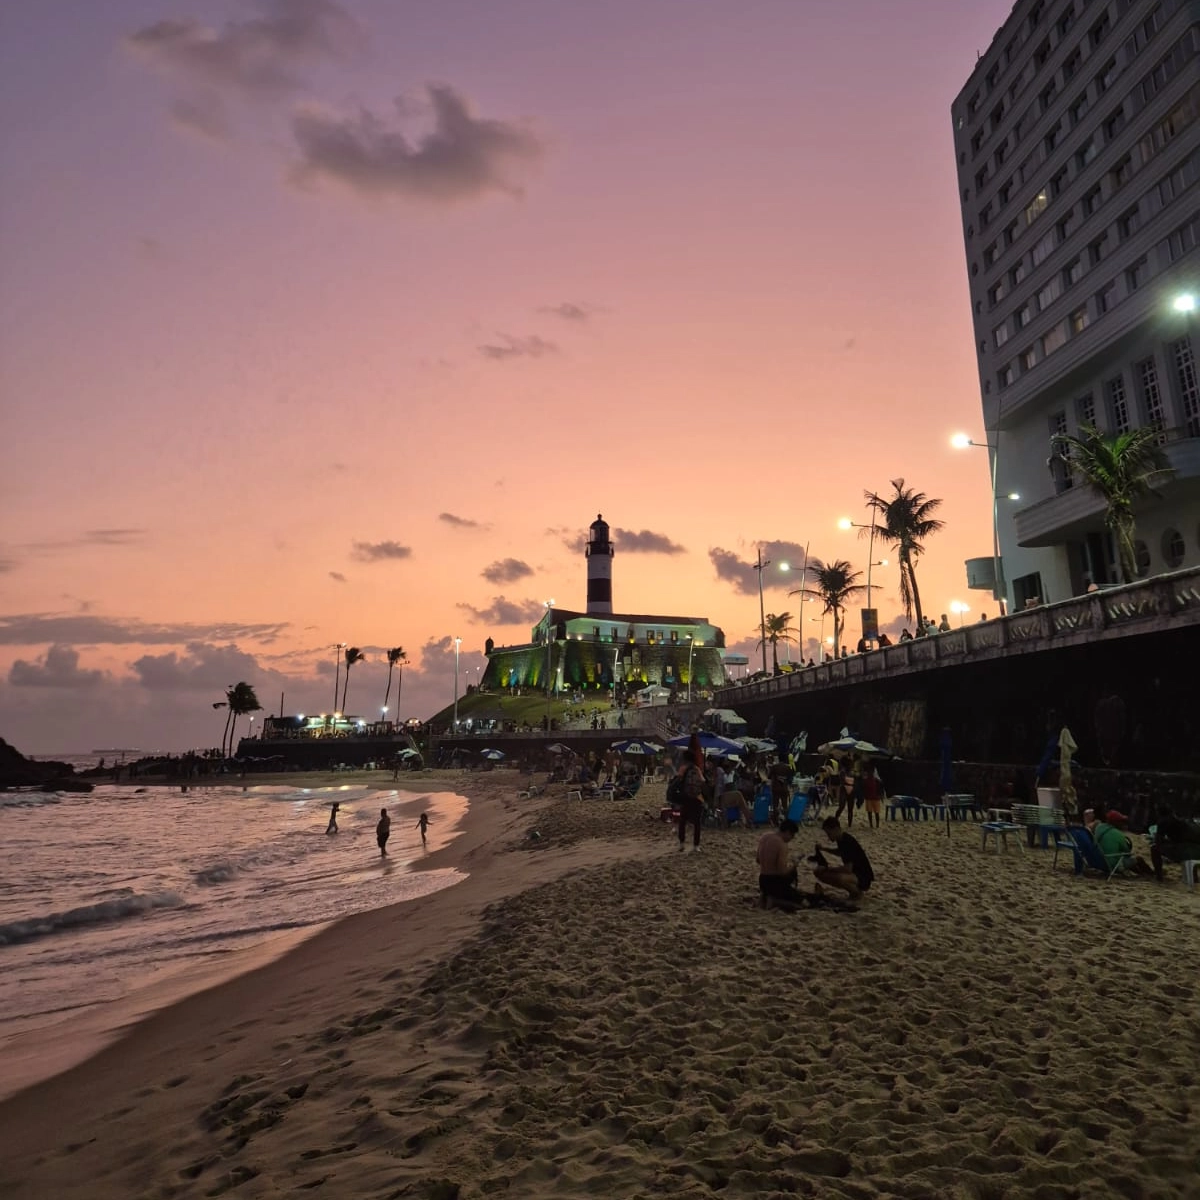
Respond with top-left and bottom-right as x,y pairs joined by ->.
585,513 -> 614,614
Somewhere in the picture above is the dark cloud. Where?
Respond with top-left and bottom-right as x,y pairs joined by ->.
477,334 -> 557,362
9,645 -> 109,689
439,512 -> 483,529
126,0 -> 361,96
83,528 -> 147,546
613,528 -> 685,555
350,540 -> 412,562
539,302 -> 590,322
481,557 -> 533,584
328,570 -> 347,583
170,92 -> 231,140
545,525 -> 585,555
456,597 -> 545,625
290,84 -> 544,203
709,542 -> 810,595
0,613 -> 288,647
130,642 -> 271,691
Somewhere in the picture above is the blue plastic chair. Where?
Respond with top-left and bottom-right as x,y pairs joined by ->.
752,790 -> 772,825
787,793 -> 810,824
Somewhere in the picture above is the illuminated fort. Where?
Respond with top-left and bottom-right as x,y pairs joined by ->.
481,514 -> 728,696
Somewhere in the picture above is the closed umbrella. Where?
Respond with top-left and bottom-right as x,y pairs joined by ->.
1058,726 -> 1078,820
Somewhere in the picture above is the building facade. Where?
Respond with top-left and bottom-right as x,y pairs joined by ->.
953,0 -> 1199,609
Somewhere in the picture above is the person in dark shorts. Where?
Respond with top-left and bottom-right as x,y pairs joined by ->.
813,816 -> 874,899
756,819 -> 809,907
376,807 -> 391,857
676,747 -> 705,852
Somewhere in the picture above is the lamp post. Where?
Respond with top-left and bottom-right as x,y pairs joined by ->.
452,636 -> 462,731
950,600 -> 971,626
543,598 -> 555,717
754,547 -> 770,676
952,432 -> 1004,613
331,642 -> 346,713
687,636 -> 704,702
838,517 -> 879,608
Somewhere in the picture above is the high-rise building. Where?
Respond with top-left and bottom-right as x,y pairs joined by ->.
952,0 -> 1199,610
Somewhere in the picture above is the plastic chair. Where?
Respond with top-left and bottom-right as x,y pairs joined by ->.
787,793 -> 810,824
752,791 -> 772,826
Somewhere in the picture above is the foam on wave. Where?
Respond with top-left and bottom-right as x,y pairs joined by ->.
0,891 -> 184,946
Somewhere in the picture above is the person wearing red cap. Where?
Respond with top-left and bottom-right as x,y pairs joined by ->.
1085,809 -> 1149,875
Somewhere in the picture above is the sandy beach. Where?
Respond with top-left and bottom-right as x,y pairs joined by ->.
1,772 -> 1197,1199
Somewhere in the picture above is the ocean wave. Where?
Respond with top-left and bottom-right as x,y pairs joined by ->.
193,862 -> 239,885
0,792 -> 63,809
0,891 -> 184,946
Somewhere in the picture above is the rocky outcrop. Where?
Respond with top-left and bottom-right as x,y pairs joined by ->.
0,738 -> 91,791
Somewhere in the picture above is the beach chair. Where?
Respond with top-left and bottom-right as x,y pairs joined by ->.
1056,826 -> 1126,878
981,814 -> 1024,854
787,793 -> 810,824
752,790 -> 772,826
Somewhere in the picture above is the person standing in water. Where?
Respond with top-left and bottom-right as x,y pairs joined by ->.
376,807 -> 391,857
326,802 -> 340,834
416,812 -> 430,845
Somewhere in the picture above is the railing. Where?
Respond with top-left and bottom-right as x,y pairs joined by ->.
717,566 -> 1200,705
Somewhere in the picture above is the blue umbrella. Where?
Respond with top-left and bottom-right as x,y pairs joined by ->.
610,739 -> 658,755
667,732 -> 744,756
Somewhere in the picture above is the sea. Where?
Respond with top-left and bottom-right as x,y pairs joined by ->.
0,780 -> 468,1101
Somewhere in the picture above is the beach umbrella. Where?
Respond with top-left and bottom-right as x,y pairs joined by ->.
817,736 -> 859,755
736,737 -> 777,752
546,742 -> 575,755
480,749 -> 506,760
667,731 -> 744,756
610,739 -> 656,754
397,748 -> 420,758
1058,726 -> 1078,819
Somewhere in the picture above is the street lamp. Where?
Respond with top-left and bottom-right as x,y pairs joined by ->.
687,636 -> 703,702
753,548 -> 770,676
1173,292 -> 1196,313
838,516 -> 881,609
952,432 -> 1005,613
543,598 -> 555,710
331,642 -> 346,713
452,636 -> 462,731
950,600 -> 971,626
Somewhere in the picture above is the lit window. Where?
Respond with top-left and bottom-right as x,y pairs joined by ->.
1070,307 -> 1090,334
1025,191 -> 1049,225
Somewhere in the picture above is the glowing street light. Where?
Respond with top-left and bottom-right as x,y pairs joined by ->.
687,636 -> 703,702
452,636 -> 462,731
1173,292 -> 1196,314
950,600 -> 971,626
952,432 -> 1004,610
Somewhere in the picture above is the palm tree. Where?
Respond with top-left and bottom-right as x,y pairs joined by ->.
383,646 -> 408,722
799,560 -> 864,656
340,646 -> 365,714
757,612 -> 797,674
224,682 -> 262,757
864,479 -> 945,630
212,694 -> 233,757
1048,424 -> 1173,582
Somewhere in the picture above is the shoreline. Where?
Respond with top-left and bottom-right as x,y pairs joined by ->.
3,779 -> 1197,1198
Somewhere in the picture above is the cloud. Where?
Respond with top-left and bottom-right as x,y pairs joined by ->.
130,641 -> 280,692
0,613 -> 288,647
350,540 -> 412,562
439,512 -> 483,529
328,571 -> 347,583
83,528 -> 146,546
613,528 -> 685,555
709,542 -> 811,595
477,334 -> 557,362
0,557 -> 16,574
9,645 -> 109,689
170,92 -> 231,140
290,84 -> 545,203
456,596 -> 545,625
481,557 -> 533,584
539,302 -> 590,322
126,0 -> 361,96
545,525 -> 585,554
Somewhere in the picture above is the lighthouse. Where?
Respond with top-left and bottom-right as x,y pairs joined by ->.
585,513 -> 614,614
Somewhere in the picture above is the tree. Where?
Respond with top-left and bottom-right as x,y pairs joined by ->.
798,560 -> 863,656
224,682 -> 262,758
383,646 -> 408,722
212,695 -> 233,758
340,646 -> 365,714
864,479 -> 945,630
1048,424 -> 1172,582
757,612 -> 797,674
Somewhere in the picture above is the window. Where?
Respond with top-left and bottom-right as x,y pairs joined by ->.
1089,12 -> 1111,49
1137,357 -> 1166,434
1163,215 -> 1199,263
1161,529 -> 1185,570
1103,107 -> 1126,142
1021,346 -> 1039,371
1107,374 -> 1131,433
1095,280 -> 1116,314
1044,126 -> 1060,154
1049,410 -> 1071,492
1125,257 -> 1149,292
1083,185 -> 1103,217
972,133 -> 985,158
1025,190 -> 1049,225
999,178 -> 1013,207
1037,275 -> 1064,310
1066,256 -> 1085,285
1117,206 -> 1141,240
1089,235 -> 1108,266
1157,154 -> 1198,207
1110,155 -> 1133,189
1173,337 -> 1200,437
1096,57 -> 1118,94
1036,41 -> 1052,73
1076,392 -> 1096,429
990,102 -> 1006,132
1139,88 -> 1200,165
1017,303 -> 1033,328
1062,48 -> 1082,82
993,321 -> 1011,348
1028,0 -> 1045,32
1070,306 -> 1089,334
1069,94 -> 1089,126
1076,138 -> 1098,169
1133,540 -> 1151,578
1012,258 -> 1028,286
995,141 -> 1008,166
1056,212 -> 1077,242
1031,229 -> 1057,267
1004,220 -> 1019,247
1043,322 -> 1068,355
988,280 -> 1007,307
1057,4 -> 1076,39
999,363 -> 1015,389
984,241 -> 1000,267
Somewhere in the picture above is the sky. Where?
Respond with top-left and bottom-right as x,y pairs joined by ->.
0,0 -> 1019,755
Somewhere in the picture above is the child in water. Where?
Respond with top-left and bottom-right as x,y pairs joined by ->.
376,808 -> 391,857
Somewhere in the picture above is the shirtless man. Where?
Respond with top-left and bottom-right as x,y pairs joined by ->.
756,819 -> 809,908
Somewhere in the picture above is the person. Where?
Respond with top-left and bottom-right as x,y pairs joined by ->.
862,764 -> 884,829
416,811 -> 430,845
376,807 -> 391,857
877,632 -> 893,647
834,758 -> 856,827
676,749 -> 705,852
899,628 -> 913,641
326,802 -> 340,835
938,613 -> 952,632
1087,809 -> 1150,874
1150,815 -> 1200,882
756,820 -> 809,908
813,817 -> 874,899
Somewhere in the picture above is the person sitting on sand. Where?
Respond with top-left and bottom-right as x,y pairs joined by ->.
1085,809 -> 1150,875
1150,814 -> 1200,882
376,807 -> 391,857
416,812 -> 430,845
756,819 -> 810,908
813,817 -> 874,899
